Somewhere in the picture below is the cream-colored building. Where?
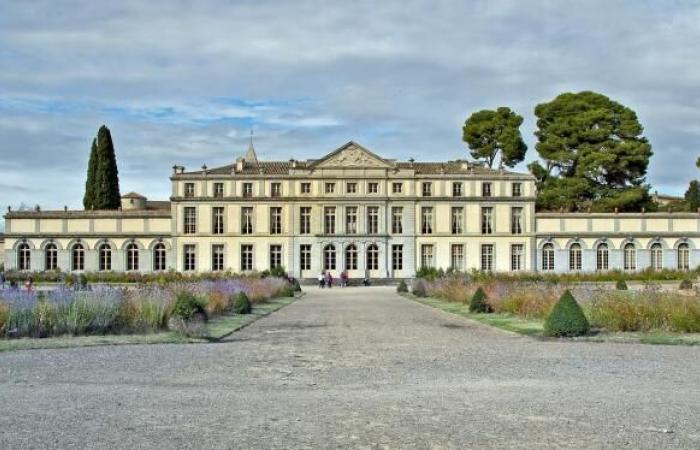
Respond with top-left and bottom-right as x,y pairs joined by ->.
2,141 -> 699,278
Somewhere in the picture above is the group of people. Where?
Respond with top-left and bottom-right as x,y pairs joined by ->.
0,271 -> 33,291
317,270 -> 371,288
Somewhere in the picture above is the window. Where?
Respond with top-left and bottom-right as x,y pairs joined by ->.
345,207 -> 358,234
324,207 -> 336,234
153,243 -> 167,271
542,243 -> 554,271
270,207 -> 282,234
72,243 -> 85,271
241,207 -> 253,234
269,245 -> 282,269
346,182 -> 357,194
300,207 -> 311,235
212,207 -> 224,234
241,245 -> 254,271
126,243 -> 139,271
183,244 -> 196,271
18,243 -> 30,271
511,207 -> 523,234
212,244 -> 224,271
451,244 -> 464,271
650,243 -> 662,271
596,243 -> 609,271
345,244 -> 358,270
624,243 -> 636,271
452,182 -> 463,197
367,206 -> 379,234
421,207 -> 433,234
422,182 -> 432,197
482,182 -> 492,197
569,243 -> 582,271
451,207 -> 463,234
242,182 -> 253,197
184,182 -> 195,198
368,182 -> 379,194
183,207 -> 197,234
391,207 -> 403,234
512,183 -> 522,197
300,182 -> 311,194
98,243 -> 112,271
324,244 -> 336,270
421,244 -> 434,268
678,243 -> 690,271
45,243 -> 57,271
300,244 -> 311,271
271,182 -> 282,197
366,244 -> 379,270
480,244 -> 494,271
392,245 -> 403,270
511,244 -> 524,271
481,207 -> 493,234
392,182 -> 403,194
213,182 -> 224,198
325,182 -> 335,194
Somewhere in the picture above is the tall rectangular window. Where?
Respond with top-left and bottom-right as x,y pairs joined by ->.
184,182 -> 195,198
391,207 -> 403,234
480,244 -> 494,271
346,182 -> 357,194
269,245 -> 282,269
511,244 -> 523,271
242,182 -> 253,197
392,182 -> 403,194
270,182 -> 282,197
241,207 -> 253,235
451,207 -> 463,234
392,245 -> 403,270
345,206 -> 358,234
512,183 -> 522,197
324,207 -> 336,234
368,182 -> 379,194
451,244 -> 464,271
481,207 -> 493,234
511,207 -> 523,234
212,244 -> 224,271
270,207 -> 282,234
482,182 -> 492,197
300,182 -> 311,194
213,182 -> 224,198
184,207 -> 197,234
452,182 -> 463,197
422,182 -> 432,197
183,244 -> 196,271
367,206 -> 379,234
300,207 -> 311,234
300,244 -> 311,271
421,244 -> 434,268
421,207 -> 433,234
241,245 -> 253,271
325,182 -> 335,194
212,206 -> 224,235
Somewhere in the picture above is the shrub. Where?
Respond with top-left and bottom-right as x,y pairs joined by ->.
204,290 -> 230,316
468,287 -> 491,313
233,292 -> 252,314
415,267 -> 440,281
616,280 -> 628,290
280,286 -> 295,298
680,279 -> 693,290
292,279 -> 302,292
171,292 -> 206,322
396,280 -> 408,293
411,279 -> 427,297
269,266 -> 287,278
544,290 -> 590,337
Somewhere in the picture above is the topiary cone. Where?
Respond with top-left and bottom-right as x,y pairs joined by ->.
544,290 -> 589,337
469,287 -> 491,313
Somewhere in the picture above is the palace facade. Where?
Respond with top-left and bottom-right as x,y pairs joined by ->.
3,141 -> 699,278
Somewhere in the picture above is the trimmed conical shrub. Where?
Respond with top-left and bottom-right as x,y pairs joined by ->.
616,280 -> 628,290
468,287 -> 491,313
544,290 -> 590,337
232,292 -> 252,314
679,279 -> 693,290
396,280 -> 408,293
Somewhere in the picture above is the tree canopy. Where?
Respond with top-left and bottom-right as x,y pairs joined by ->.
685,180 -> 700,211
529,91 -> 653,212
83,125 -> 121,210
462,107 -> 527,168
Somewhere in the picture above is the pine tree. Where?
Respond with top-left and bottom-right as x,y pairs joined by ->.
90,125 -> 121,210
83,138 -> 98,209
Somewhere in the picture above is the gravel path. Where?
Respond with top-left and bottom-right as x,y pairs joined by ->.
1,286 -> 699,449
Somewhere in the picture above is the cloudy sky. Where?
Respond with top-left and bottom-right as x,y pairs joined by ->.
1,0 -> 699,225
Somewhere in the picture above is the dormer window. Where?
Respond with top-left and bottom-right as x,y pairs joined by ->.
184,183 -> 195,198
482,182 -> 492,197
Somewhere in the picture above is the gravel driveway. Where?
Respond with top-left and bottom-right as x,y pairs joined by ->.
1,286 -> 698,449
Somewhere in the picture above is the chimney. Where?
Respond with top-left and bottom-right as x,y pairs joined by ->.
236,157 -> 245,172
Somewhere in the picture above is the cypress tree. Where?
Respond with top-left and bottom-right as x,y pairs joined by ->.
83,138 -> 98,209
92,125 -> 121,209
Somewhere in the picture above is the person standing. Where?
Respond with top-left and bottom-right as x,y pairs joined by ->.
326,271 -> 333,288
318,271 -> 325,288
0,270 -> 5,289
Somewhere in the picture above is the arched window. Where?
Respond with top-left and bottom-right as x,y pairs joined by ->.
541,243 -> 554,271
72,243 -> 85,271
126,243 -> 139,271
624,243 -> 636,271
596,243 -> 609,271
367,244 -> 379,270
99,243 -> 112,271
345,244 -> 357,270
323,244 -> 336,271
569,243 -> 582,271
153,243 -> 167,271
650,243 -> 663,271
18,243 -> 31,271
678,243 -> 690,271
45,243 -> 58,271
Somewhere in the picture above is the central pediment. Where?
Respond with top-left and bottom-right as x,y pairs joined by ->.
310,141 -> 393,169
